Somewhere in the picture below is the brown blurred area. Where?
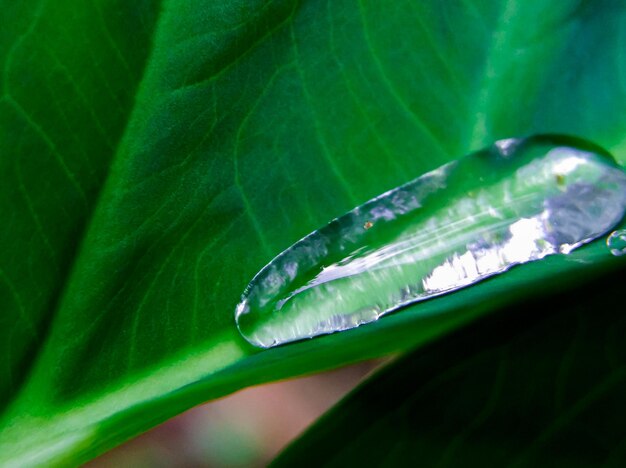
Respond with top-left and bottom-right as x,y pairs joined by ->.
87,360 -> 383,467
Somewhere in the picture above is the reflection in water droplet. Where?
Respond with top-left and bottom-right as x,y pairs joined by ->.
235,135 -> 626,348
607,230 -> 626,256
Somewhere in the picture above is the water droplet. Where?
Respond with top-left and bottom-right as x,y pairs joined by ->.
607,229 -> 626,256
235,135 -> 626,348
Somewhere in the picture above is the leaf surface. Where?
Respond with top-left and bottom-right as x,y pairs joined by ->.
1,0 -> 626,465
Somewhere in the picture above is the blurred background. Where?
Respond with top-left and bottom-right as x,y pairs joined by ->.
88,360 -> 384,467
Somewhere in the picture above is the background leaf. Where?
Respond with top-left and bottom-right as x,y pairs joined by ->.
274,264 -> 626,467
1,0 -> 626,465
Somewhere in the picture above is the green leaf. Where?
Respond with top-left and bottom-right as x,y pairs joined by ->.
273,265 -> 626,467
1,0 -> 626,465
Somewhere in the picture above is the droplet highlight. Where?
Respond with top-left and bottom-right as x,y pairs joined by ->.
236,135 -> 626,348
607,230 -> 626,256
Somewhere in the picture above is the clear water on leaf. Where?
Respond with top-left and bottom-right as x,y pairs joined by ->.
607,230 -> 626,256
235,135 -> 626,348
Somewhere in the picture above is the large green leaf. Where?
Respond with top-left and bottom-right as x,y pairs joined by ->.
1,0 -> 626,465
274,265 -> 626,467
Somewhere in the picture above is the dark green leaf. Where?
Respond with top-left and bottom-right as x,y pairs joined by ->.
1,0 -> 626,465
274,265 -> 626,467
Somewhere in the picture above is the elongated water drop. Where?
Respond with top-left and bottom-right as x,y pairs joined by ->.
236,135 -> 626,348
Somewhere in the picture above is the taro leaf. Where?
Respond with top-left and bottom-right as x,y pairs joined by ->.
273,264 -> 626,468
1,0 -> 626,465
